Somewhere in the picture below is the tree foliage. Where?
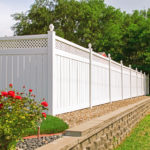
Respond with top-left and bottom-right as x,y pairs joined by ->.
11,0 -> 150,73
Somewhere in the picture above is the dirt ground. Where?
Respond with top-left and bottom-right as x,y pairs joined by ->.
57,96 -> 149,128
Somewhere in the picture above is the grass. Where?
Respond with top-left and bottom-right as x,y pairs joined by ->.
23,115 -> 69,137
116,114 -> 150,150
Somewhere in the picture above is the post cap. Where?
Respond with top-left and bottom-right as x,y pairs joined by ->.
88,43 -> 92,49
49,24 -> 54,31
108,53 -> 111,58
120,60 -> 123,64
129,64 -> 131,68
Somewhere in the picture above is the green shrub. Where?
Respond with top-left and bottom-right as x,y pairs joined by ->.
0,84 -> 48,150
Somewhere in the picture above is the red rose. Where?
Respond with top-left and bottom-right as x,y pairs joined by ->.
29,89 -> 32,93
42,112 -> 46,118
9,83 -> 13,88
15,95 -> 22,100
8,91 -> 15,98
1,91 -> 8,97
41,101 -> 48,107
23,85 -> 26,88
0,103 -> 3,109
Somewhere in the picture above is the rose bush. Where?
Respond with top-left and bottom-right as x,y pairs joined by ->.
0,84 -> 48,150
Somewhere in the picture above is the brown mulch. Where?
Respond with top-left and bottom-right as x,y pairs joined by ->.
57,96 -> 149,128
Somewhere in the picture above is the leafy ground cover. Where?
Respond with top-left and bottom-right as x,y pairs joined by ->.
23,114 -> 69,137
116,114 -> 150,150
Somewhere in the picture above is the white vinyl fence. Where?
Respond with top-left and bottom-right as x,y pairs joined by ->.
0,24 -> 149,115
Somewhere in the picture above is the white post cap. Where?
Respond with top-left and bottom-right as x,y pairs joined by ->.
49,24 -> 54,31
88,43 -> 92,49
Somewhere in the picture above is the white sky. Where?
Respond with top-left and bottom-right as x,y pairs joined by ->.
0,0 -> 150,37
105,0 -> 150,13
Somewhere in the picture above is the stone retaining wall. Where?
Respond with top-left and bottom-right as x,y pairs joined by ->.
37,98 -> 150,150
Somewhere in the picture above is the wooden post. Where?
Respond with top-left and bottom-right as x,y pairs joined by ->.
37,126 -> 40,139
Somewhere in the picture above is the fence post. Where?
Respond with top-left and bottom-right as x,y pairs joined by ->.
47,24 -> 56,115
141,71 -> 142,96
148,74 -> 150,95
136,68 -> 138,97
108,54 -> 112,103
88,43 -> 92,108
144,72 -> 146,95
120,60 -> 123,100
129,64 -> 132,99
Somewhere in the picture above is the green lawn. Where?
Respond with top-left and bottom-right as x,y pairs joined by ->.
23,115 -> 69,137
116,114 -> 150,150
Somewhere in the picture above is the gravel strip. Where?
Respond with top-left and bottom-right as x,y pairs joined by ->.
57,96 -> 149,128
16,135 -> 62,150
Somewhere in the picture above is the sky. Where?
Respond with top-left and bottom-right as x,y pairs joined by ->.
0,0 -> 150,37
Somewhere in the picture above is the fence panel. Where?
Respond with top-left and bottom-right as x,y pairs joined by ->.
111,61 -> 122,101
54,36 -> 90,114
0,35 -> 48,102
92,53 -> 109,106
131,70 -> 137,97
123,67 -> 130,99
0,28 -> 149,115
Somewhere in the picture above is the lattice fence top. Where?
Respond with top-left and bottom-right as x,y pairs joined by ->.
0,38 -> 48,49
56,39 -> 89,59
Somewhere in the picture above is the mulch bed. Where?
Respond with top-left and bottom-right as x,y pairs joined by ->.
57,96 -> 149,128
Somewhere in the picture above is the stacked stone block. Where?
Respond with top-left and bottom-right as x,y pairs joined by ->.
70,100 -> 150,150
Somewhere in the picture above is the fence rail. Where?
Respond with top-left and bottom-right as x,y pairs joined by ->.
0,24 -> 149,115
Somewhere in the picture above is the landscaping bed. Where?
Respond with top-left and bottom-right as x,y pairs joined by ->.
116,113 -> 150,150
16,134 -> 62,150
16,115 -> 68,150
57,96 -> 149,128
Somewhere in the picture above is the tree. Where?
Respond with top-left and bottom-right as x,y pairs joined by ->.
11,0 -> 150,73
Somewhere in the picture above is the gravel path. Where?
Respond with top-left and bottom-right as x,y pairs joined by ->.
57,96 -> 149,128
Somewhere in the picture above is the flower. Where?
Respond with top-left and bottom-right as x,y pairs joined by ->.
8,91 -> 15,98
9,83 -> 13,88
1,91 -> 8,97
23,85 -> 26,88
16,92 -> 20,95
42,112 -> 46,118
29,89 -> 32,93
0,103 -> 3,109
15,95 -> 22,100
41,101 -> 48,107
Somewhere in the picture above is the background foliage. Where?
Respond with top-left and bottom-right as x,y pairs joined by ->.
12,0 -> 150,73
